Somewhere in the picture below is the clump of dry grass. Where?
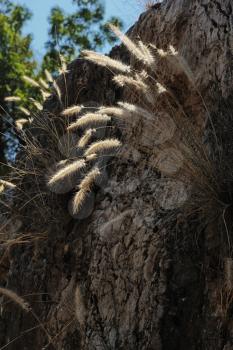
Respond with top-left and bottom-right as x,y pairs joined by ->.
78,24 -> 227,231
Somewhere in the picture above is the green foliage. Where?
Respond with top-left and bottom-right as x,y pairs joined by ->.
42,0 -> 123,74
0,0 -> 38,169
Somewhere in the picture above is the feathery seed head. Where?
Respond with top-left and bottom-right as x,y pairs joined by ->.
0,179 -> 16,189
18,106 -> 30,116
15,118 -> 29,130
118,101 -> 155,121
82,50 -> 131,73
86,153 -> 98,162
23,75 -> 40,88
48,159 -> 86,190
44,69 -> 53,83
79,167 -> 100,192
169,45 -> 178,56
99,106 -> 126,117
84,139 -> 121,157
31,99 -> 43,111
156,82 -> 167,94
70,168 -> 100,215
71,189 -> 86,214
67,113 -> 110,131
61,105 -> 83,117
4,96 -> 21,102
113,74 -> 148,91
53,80 -> 62,102
78,129 -> 96,148
39,78 -> 49,90
109,24 -> 155,66
137,40 -> 156,66
41,90 -> 50,100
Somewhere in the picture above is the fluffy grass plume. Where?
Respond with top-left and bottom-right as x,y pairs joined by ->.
82,50 -> 131,73
39,78 -> 49,90
53,80 -> 62,102
41,90 -> 50,101
80,167 -> 100,192
61,105 -> 83,117
71,167 -> 100,214
48,159 -> 86,190
0,179 -> 16,189
4,96 -> 21,102
78,129 -> 96,148
0,287 -> 31,312
15,118 -> 31,130
118,101 -> 155,121
86,153 -> 98,162
99,106 -> 127,117
67,113 -> 111,131
23,75 -> 40,88
84,139 -> 121,157
44,69 -> 53,83
29,98 -> 43,111
18,106 -> 30,116
109,24 -> 155,67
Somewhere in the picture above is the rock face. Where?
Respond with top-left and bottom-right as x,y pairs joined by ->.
1,0 -> 233,349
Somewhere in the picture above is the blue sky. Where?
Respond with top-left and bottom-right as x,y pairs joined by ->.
15,0 -> 143,60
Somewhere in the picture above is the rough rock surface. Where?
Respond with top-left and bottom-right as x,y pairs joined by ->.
1,0 -> 233,349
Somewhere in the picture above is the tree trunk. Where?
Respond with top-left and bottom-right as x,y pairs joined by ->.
1,0 -> 233,349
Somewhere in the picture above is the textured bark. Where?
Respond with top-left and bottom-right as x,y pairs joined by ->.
1,0 -> 233,349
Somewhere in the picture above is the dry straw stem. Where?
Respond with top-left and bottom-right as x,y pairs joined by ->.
47,159 -> 86,189
84,139 -> 121,157
67,113 -> 111,131
61,105 -> 83,117
23,75 -> 40,88
71,167 -> 100,213
82,50 -> 131,73
78,128 -> 96,148
0,287 -> 31,312
109,24 -> 155,67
